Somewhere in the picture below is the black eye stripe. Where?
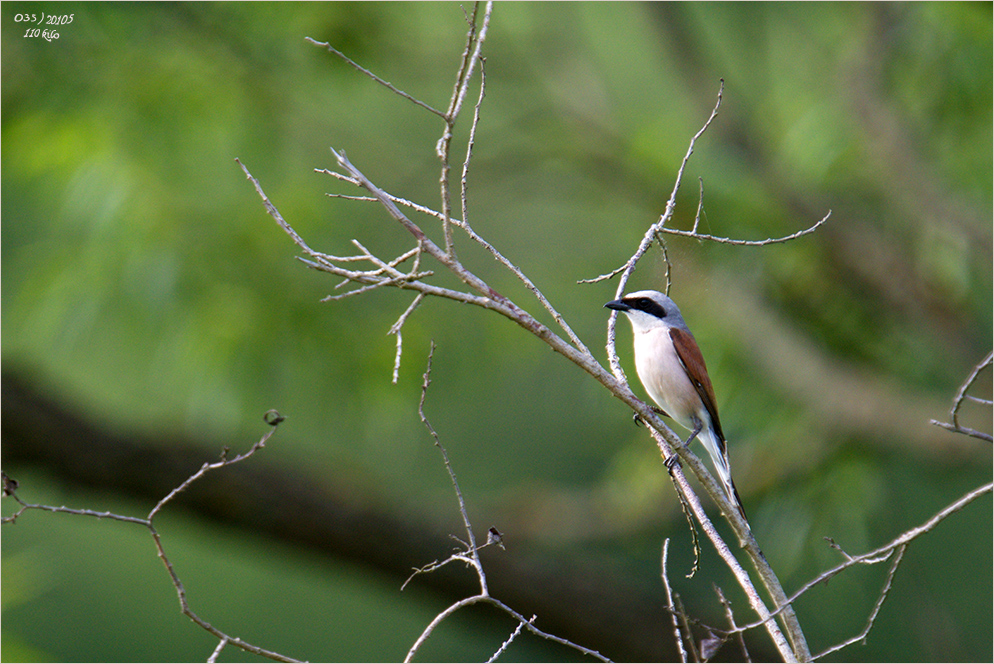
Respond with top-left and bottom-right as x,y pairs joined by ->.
627,297 -> 667,319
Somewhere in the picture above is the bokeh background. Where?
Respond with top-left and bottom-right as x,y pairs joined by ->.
2,3 -> 991,662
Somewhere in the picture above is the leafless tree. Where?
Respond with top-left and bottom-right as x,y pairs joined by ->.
3,4 -> 990,662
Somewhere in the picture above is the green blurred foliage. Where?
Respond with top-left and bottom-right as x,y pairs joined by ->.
2,2 -> 991,662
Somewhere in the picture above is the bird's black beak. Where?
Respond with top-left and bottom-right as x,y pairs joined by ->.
604,299 -> 629,312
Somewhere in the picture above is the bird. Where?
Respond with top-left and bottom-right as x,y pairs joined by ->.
605,290 -> 748,523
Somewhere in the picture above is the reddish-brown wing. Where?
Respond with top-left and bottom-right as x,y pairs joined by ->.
669,327 -> 725,440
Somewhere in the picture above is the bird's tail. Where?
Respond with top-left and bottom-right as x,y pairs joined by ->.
699,429 -> 750,526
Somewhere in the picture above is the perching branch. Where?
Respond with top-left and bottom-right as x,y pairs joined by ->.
244,8 -> 817,661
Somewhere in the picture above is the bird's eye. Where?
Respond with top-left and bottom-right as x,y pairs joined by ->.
635,298 -> 665,317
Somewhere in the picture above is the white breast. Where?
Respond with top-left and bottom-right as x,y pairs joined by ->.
632,327 -> 700,433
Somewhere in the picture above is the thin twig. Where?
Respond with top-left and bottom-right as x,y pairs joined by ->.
812,545 -> 906,660
674,594 -> 700,663
418,341 -> 486,592
406,594 -> 489,662
436,1 -> 494,257
715,585 -> 750,662
389,293 -> 427,384
404,341 -> 611,662
2,419 -> 298,663
691,177 -> 706,235
662,539 -> 689,664
304,37 -> 445,117
208,637 -> 229,664
735,481 -> 993,635
585,79 -> 726,292
667,461 -> 701,579
657,210 -> 832,246
461,55 -> 486,234
929,350 -> 993,442
579,80 -> 828,288
488,617 -> 532,663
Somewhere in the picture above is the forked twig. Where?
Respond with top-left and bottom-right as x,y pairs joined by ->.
2,414 -> 297,662
729,482 -> 993,648
656,211 -> 831,246
930,350 -> 993,441
811,545 -> 906,660
715,585 -> 751,662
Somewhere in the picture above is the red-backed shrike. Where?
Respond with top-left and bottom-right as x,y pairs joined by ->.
606,290 -> 748,522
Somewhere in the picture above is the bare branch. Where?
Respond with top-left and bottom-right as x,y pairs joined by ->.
444,2 -> 492,125
715,585 -> 751,662
691,176 -> 706,235
735,481 -> 993,638
657,210 -> 832,246
488,618 -> 531,663
403,342 -> 611,662
580,78 -> 829,288
418,341 -> 486,592
929,419 -> 992,441
304,37 -> 444,117
389,293 -> 427,384
236,158 -> 322,259
148,417 -> 278,520
661,539 -> 689,664
208,637 -> 229,664
584,79 -> 725,292
436,1 -> 494,257
674,594 -> 700,663
324,147 -> 604,376
812,545 -> 906,660
321,177 -> 594,355
487,596 -> 612,663
667,460 -> 702,579
3,418 -> 299,663
930,350 -> 993,442
654,436 -> 796,659
244,158 -> 510,315
461,54 -> 486,232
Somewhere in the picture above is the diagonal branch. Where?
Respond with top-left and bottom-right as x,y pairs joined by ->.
304,37 -> 445,117
732,481 -> 993,643
318,176 -> 593,355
